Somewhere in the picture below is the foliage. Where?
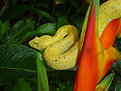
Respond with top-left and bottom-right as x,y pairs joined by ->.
0,0 -> 120,91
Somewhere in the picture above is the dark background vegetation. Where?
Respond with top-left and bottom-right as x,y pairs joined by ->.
0,0 -> 121,91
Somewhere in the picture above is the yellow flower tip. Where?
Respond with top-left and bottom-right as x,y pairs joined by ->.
103,47 -> 121,76
104,47 -> 121,61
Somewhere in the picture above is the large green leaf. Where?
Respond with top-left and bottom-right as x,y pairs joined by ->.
36,52 -> 49,91
21,23 -> 57,42
1,5 -> 55,22
0,44 -> 37,85
12,78 -> 32,91
4,19 -> 35,43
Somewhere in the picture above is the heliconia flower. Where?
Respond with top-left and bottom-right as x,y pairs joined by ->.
73,0 -> 121,90
95,73 -> 115,91
100,18 -> 121,77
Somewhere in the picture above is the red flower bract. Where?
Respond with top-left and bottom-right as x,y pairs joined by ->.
73,0 -> 121,90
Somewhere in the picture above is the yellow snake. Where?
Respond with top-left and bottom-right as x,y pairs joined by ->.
29,25 -> 80,70
29,0 -> 121,70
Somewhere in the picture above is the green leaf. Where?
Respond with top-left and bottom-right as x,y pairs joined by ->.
12,78 -> 32,91
115,81 -> 121,91
34,23 -> 57,35
4,19 -> 35,43
0,44 -> 36,85
0,20 -> 10,42
96,73 -> 115,91
34,8 -> 56,22
1,5 -> 55,22
21,23 -> 57,42
57,16 -> 70,29
36,52 -> 49,91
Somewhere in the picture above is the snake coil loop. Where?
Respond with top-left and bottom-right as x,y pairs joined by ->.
29,25 -> 80,70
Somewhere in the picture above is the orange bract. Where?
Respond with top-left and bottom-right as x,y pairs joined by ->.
100,18 -> 120,49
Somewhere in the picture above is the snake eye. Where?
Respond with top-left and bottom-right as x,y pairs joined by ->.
34,41 -> 38,44
63,34 -> 69,39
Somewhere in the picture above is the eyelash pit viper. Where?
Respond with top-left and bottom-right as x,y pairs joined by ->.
29,0 -> 121,70
29,25 -> 80,70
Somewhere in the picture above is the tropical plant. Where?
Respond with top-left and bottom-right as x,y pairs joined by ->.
0,0 -> 121,91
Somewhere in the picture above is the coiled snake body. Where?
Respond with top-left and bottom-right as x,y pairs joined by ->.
29,25 -> 80,70
29,0 -> 121,70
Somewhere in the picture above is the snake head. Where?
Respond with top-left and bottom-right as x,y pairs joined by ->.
29,36 -> 42,50
29,35 -> 53,50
